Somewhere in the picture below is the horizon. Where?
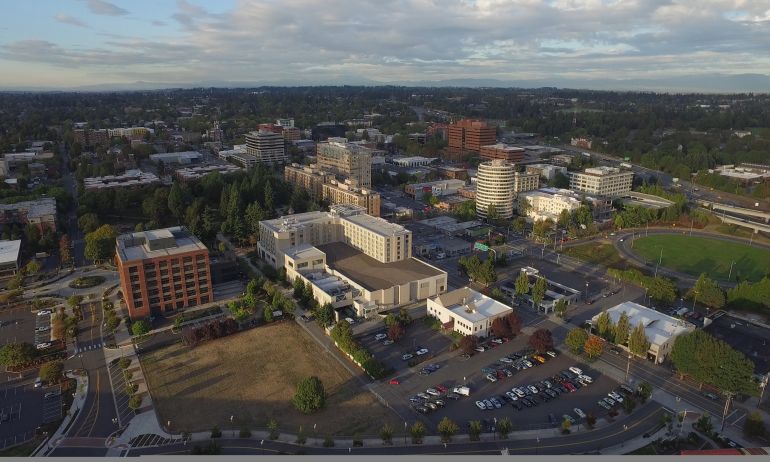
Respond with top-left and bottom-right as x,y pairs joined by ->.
2,1 -> 770,93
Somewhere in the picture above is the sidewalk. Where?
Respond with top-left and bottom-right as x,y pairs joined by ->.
32,371 -> 89,457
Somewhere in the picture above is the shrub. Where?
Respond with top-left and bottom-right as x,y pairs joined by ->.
267,418 -> 279,440
380,424 -> 393,445
125,383 -> 138,394
119,357 -> 131,369
295,426 -> 306,445
468,420 -> 482,441
38,360 -> 63,384
410,421 -> 426,444
211,426 -> 222,438
292,376 -> 326,414
437,417 -> 459,443
127,395 -> 142,410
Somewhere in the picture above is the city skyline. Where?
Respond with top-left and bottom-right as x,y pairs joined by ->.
1,0 -> 770,92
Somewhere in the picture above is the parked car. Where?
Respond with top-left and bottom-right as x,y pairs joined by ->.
345,317 -> 355,324
499,357 -> 513,364
36,342 -> 52,350
389,378 -> 400,385
579,374 -> 593,384
37,310 -> 51,316
425,402 -> 438,410
513,388 -> 526,398
546,350 -> 557,358
475,400 -> 487,410
475,346 -> 486,352
44,391 -> 59,399
605,397 -> 616,406
485,374 -> 497,382
619,384 -> 635,395
34,378 -> 42,388
433,399 -> 446,407
401,353 -> 413,361
35,326 -> 50,333
375,333 -> 388,341
491,338 -> 503,344
528,385 -> 539,394
383,339 -> 394,346
446,393 -> 460,400
598,400 -> 611,409
435,384 -> 448,393
574,408 -> 586,419
569,366 -> 583,375
483,399 -> 494,409
502,368 -> 513,377
426,364 -> 441,371
426,388 -> 440,396
704,392 -> 719,401
608,392 -> 624,403
564,382 -> 576,393
419,369 -> 431,376
416,406 -> 430,414
416,348 -> 429,356
417,393 -> 430,400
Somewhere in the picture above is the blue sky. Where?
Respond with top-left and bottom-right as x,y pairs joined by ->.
1,1 -> 770,89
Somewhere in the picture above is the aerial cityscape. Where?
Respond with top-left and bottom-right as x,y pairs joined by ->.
1,0 -> 770,459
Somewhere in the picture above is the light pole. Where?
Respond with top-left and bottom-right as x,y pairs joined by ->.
625,354 -> 632,382
728,261 -> 736,281
404,422 -> 407,445
749,231 -> 755,247
691,290 -> 698,313
536,437 -> 540,454
759,375 -> 768,408
654,247 -> 663,278
721,393 -> 733,432
231,415 -> 234,437
644,287 -> 649,306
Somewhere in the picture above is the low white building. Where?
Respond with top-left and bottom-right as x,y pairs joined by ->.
392,156 -> 437,167
427,287 -> 513,337
590,301 -> 695,363
0,240 -> 21,279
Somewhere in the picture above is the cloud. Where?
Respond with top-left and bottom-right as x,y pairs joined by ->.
54,13 -> 89,28
83,0 -> 128,16
5,0 -> 770,87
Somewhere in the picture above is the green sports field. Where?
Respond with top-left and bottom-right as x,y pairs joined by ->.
631,234 -> 770,282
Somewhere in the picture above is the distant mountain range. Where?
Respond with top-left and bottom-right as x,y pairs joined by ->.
3,73 -> 770,93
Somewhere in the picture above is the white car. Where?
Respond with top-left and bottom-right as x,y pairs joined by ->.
605,397 -> 616,406
37,310 -> 51,316
426,388 -> 440,396
569,366 -> 583,375
609,392 -> 623,403
416,348 -> 429,356
485,373 -> 497,382
345,317 -> 355,324
383,339 -> 394,346
528,385 -> 539,394
513,388 -> 526,398
475,400 -> 486,410
34,378 -> 42,388
574,408 -> 586,419
505,391 -> 518,401
546,350 -> 557,358
374,333 -> 387,341
475,346 -> 486,352
35,326 -> 50,333
36,342 -> 52,350
491,338 -> 503,344
401,354 -> 413,361
498,357 -> 513,364
579,374 -> 593,384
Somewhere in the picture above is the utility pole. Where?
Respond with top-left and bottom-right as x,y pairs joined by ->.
625,354 -> 632,382
721,393 -> 733,432
654,248 -> 663,278
728,261 -> 735,281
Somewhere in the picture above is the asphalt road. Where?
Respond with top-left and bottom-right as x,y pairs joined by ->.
126,403 -> 665,456
60,145 -> 85,267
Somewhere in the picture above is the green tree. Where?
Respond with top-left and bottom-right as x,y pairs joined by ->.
24,259 -> 42,275
39,360 -> 63,384
267,419 -> 279,440
689,273 -> 725,310
595,311 -> 614,340
565,328 -> 589,354
380,424 -> 394,445
437,416 -> 459,443
512,216 -> 527,233
637,382 -> 652,403
67,295 -> 83,310
514,271 -> 530,298
292,376 -> 326,414
468,420 -> 482,441
497,417 -> 512,439
128,395 -> 143,410
410,421 -> 426,444
531,277 -> 547,308
84,224 -> 118,262
131,320 -> 151,336
315,303 -> 334,328
554,299 -> 568,318
622,396 -> 637,414
263,307 -> 274,323
0,342 -> 37,367
628,321 -> 650,357
77,213 -> 100,233
614,312 -> 630,345
744,412 -> 767,439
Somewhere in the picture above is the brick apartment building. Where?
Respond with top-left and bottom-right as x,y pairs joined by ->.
116,226 -> 212,320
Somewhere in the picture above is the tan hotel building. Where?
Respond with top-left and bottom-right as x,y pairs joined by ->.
116,227 -> 211,320
322,180 -> 381,216
316,141 -> 373,188
284,163 -> 333,200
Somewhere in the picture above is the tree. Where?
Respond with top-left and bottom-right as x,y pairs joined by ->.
744,412 -> 767,439
695,412 -> 712,434
7,273 -> 24,290
77,213 -> 100,233
84,224 -> 118,262
387,323 -> 405,342
554,299 -> 567,318
267,419 -> 279,440
637,382 -> 652,403
263,307 -> 274,323
397,307 -> 412,326
689,273 -> 725,310
131,320 -> 151,336
292,376 -> 326,414
128,395 -> 143,410
595,311 -> 614,341
497,417 -> 512,439
0,342 -> 37,367
531,277 -> 547,308
585,413 -> 597,429
504,312 -> 522,336
67,295 -> 83,310
315,303 -> 334,328
384,313 -> 399,328
491,317 -> 511,338
628,321 -> 650,357
583,335 -> 605,360
437,416 -> 459,442
528,328 -> 553,353
410,421 -> 426,444
487,204 -> 499,221
622,396 -> 637,414
565,328 -> 589,354
379,424 -> 393,445
24,259 -> 42,276
514,271 -> 530,298
459,334 -> 478,355
468,420 -> 482,441
39,361 -> 63,384
614,312 -> 630,345
561,418 -> 572,434
512,216 -> 527,233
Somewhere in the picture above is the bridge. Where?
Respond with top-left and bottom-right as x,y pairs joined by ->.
699,201 -> 770,223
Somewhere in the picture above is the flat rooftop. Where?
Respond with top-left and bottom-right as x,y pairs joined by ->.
0,240 -> 21,265
596,301 -> 693,347
434,287 -> 512,323
116,226 -> 208,262
703,313 -> 770,375
343,213 -> 409,237
316,242 -> 444,291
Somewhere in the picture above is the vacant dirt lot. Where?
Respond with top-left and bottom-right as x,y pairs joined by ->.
141,321 -> 400,435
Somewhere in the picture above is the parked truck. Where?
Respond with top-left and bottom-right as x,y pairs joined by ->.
452,386 -> 470,396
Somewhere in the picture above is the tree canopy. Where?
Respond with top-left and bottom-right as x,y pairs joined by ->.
292,376 -> 326,414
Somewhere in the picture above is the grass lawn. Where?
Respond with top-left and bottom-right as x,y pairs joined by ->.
632,234 -> 770,281
563,242 -> 627,269
141,321 -> 400,436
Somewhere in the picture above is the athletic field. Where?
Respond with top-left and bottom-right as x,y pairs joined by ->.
632,234 -> 770,282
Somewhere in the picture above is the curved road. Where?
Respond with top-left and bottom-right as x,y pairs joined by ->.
126,403 -> 666,456
613,228 -> 770,288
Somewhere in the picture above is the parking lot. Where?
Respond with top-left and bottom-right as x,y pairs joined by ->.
381,331 -> 622,429
34,311 -> 53,347
0,305 -> 37,346
41,385 -> 62,424
358,320 -> 453,373
0,380 -> 54,450
108,359 -> 137,426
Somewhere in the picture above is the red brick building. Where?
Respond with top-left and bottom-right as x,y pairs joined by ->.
447,119 -> 496,154
116,227 -> 211,320
479,143 -> 525,162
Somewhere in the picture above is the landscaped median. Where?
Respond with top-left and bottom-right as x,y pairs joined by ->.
328,320 -> 390,379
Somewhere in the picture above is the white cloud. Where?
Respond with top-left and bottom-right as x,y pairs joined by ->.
54,13 -> 89,28
83,0 -> 128,16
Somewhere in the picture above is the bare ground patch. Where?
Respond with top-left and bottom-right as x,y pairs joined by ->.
141,321 -> 400,436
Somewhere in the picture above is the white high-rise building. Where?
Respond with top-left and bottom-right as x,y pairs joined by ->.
569,166 -> 633,197
245,130 -> 287,165
476,160 -> 515,219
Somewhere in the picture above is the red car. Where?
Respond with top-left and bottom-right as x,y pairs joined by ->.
389,378 -> 400,385
435,385 -> 448,393
564,382 -> 577,393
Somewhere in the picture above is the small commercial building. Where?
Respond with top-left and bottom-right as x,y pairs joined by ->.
83,169 -> 160,191
0,240 -> 21,279
175,163 -> 243,181
392,156 -> 437,167
590,301 -> 695,363
405,179 -> 466,199
149,151 -> 202,165
570,166 -> 633,198
427,287 -> 513,337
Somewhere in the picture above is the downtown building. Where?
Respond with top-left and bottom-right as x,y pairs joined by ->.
322,179 -> 381,217
518,187 -> 613,223
479,143 -> 525,163
446,119 -> 496,161
116,227 -> 212,320
316,140 -> 373,188
475,160 -> 515,219
569,166 -> 634,197
245,129 -> 288,165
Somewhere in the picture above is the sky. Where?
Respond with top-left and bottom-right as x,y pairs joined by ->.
1,0 -> 770,90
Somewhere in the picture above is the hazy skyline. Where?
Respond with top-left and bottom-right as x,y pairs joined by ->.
1,0 -> 770,91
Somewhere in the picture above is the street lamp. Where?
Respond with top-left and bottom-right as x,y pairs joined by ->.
585,282 -> 589,302
404,422 -> 407,445
625,354 -> 632,382
536,437 -> 540,455
728,261 -> 736,281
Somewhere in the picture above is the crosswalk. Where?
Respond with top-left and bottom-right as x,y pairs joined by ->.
74,342 -> 103,354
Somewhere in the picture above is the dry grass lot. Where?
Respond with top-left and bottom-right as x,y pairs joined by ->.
142,321 -> 400,435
